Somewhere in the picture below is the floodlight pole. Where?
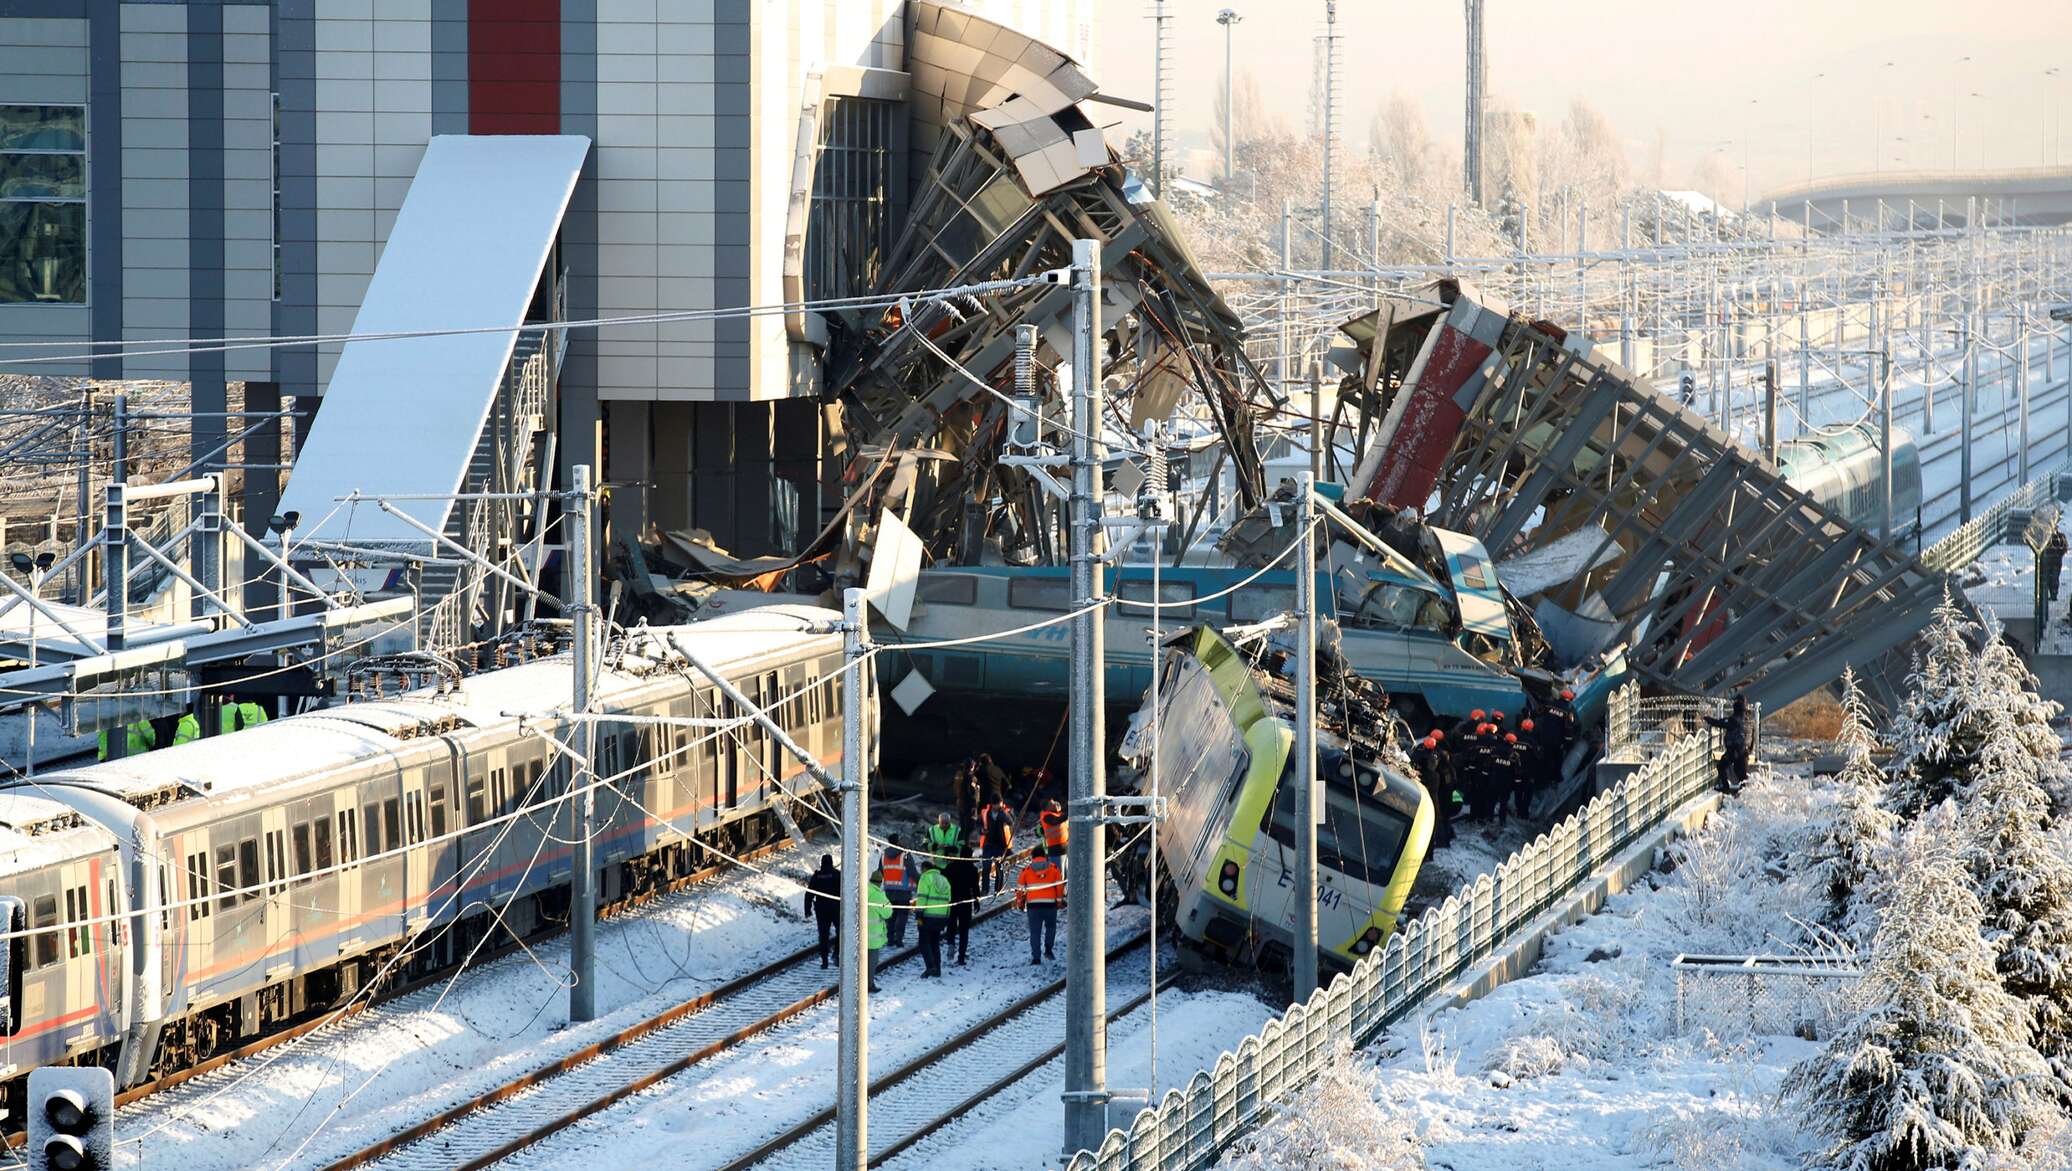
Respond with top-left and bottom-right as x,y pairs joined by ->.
836,586 -> 870,1169
1293,471 -> 1320,1001
568,464 -> 598,1023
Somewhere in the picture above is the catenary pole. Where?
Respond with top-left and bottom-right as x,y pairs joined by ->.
836,586 -> 870,1169
1063,237 -> 1110,1156
569,464 -> 598,1023
1293,470 -> 1320,1001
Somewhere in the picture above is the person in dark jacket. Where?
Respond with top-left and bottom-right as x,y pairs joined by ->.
806,854 -> 842,968
2048,529 -> 2069,601
944,844 -> 981,966
1410,736 -> 1454,848
1706,694 -> 1752,794
977,791 -> 1014,894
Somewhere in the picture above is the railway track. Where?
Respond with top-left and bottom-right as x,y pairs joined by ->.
716,934 -> 1167,1171
321,895 -> 1030,1170
7,835 -> 807,1154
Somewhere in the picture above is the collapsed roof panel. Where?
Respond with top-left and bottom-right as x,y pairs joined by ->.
1335,282 -> 1942,710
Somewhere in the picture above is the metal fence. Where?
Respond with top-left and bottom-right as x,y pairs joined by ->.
1066,685 -> 1720,1171
1920,466 -> 2068,576
1672,954 -> 1863,1041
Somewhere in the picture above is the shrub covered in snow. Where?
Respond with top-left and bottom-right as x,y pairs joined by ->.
1785,807 -> 2059,1170
1883,591 -> 1986,818
1217,1042 -> 1425,1171
1804,669 -> 1898,946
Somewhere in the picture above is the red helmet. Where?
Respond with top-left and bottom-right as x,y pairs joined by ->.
1420,737 -> 1437,750
1492,711 -> 1506,722
1429,729 -> 1444,742
1561,689 -> 1575,701
1470,709 -> 1486,721
1479,723 -> 1495,735
1504,733 -> 1518,744
1521,719 -> 1535,732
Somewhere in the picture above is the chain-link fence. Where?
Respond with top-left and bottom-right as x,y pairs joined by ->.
1921,467 -> 2068,576
1672,954 -> 1863,1041
1065,684 -> 1721,1171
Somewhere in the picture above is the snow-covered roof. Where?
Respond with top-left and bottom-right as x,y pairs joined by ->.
0,791 -> 116,877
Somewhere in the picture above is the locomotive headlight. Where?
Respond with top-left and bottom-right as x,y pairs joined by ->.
1351,925 -> 1383,955
1217,860 -> 1241,896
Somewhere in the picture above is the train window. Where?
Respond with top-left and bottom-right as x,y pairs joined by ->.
406,793 -> 424,845
1007,577 -> 1074,611
429,781 -> 448,840
160,863 -> 174,929
918,574 -> 977,606
30,894 -> 57,969
64,886 -> 89,958
293,822 -> 313,875
1116,579 -> 1196,619
467,772 -> 487,823
215,845 -> 237,914
186,852 -> 211,920
265,832 -> 285,894
315,817 -> 334,871
238,839 -> 260,904
382,799 -> 401,852
337,811 -> 357,866
1229,587 -> 1297,624
363,804 -> 381,857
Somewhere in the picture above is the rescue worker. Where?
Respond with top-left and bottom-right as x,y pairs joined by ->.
913,852 -> 952,978
865,870 -> 890,993
945,843 -> 980,967
1410,736 -> 1454,848
1467,723 -> 1503,820
2047,528 -> 2068,601
879,834 -> 914,947
1450,708 -> 1488,745
1016,845 -> 1065,965
1500,732 -> 1528,818
1039,799 -> 1069,871
806,854 -> 842,968
1706,694 -> 1753,794
927,811 -> 964,861
98,718 -> 157,760
1535,691 -> 1578,790
977,752 -> 1010,798
978,790 -> 1015,894
1513,719 -> 1542,817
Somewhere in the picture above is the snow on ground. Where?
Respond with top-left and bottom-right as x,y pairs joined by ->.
884,986 -> 1282,1171
120,834 -> 829,1171
1219,762 -> 1841,1170
494,902 -> 1152,1170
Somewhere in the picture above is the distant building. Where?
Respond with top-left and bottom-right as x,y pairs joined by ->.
0,0 -> 1095,558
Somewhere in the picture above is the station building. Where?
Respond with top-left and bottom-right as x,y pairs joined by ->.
0,0 -> 1097,559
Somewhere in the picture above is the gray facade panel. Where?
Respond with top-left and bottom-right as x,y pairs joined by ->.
87,1 -> 120,374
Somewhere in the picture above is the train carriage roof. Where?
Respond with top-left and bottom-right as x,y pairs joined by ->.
0,792 -> 120,877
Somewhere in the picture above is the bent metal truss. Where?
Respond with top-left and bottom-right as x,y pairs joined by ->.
1351,281 -> 1944,709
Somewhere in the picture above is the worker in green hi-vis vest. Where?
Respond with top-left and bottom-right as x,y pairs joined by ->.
98,701 -> 269,760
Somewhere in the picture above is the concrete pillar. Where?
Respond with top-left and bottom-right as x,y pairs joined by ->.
604,399 -> 653,549
651,401 -> 693,535
241,380 -> 282,617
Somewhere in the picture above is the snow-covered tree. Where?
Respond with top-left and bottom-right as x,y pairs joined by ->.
1884,590 -> 1985,818
1785,805 -> 2058,1170
1971,617 -> 2072,811
1805,668 -> 1898,944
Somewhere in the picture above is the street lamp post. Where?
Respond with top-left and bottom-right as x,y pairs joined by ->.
1218,9 -> 1243,186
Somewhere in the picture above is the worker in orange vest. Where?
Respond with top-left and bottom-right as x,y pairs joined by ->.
1038,798 -> 1068,873
1015,846 -> 1065,965
977,791 -> 1015,894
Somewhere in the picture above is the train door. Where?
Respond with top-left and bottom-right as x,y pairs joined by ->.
58,859 -> 103,1047
424,747 -> 459,924
259,807 -> 291,975
331,787 -> 363,956
175,832 -> 220,993
0,894 -> 20,1074
402,762 -> 432,933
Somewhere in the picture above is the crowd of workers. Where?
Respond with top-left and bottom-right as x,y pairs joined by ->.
803,754 -> 1073,987
1405,689 -> 1580,848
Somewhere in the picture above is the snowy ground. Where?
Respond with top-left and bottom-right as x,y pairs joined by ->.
1221,761 -> 1843,1171
119,835 -> 832,1170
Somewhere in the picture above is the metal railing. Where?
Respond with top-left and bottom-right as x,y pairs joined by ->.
1067,685 -> 1721,1170
1672,954 -> 1862,1041
1921,466 -> 2068,575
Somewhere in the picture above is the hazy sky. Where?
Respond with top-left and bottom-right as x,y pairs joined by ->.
1090,0 -> 2072,198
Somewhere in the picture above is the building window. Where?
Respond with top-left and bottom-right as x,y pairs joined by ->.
805,97 -> 898,303
271,92 -> 281,301
0,104 -> 86,305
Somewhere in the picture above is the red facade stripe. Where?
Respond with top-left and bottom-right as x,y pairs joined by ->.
469,0 -> 561,134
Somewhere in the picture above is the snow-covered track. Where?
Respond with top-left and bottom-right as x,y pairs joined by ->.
713,931 -> 1163,1171
323,899 -> 1020,1171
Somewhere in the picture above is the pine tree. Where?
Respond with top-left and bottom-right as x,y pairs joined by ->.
1961,629 -> 2072,1097
1884,589 -> 1986,818
1806,668 -> 1899,946
1786,806 -> 2058,1170
1972,618 -> 2072,812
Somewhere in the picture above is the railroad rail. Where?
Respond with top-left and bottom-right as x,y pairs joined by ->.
716,933 -> 1165,1171
320,896 -> 1031,1170
7,835 -> 805,1153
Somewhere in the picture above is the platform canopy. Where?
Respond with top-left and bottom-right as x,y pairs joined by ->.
275,134 -> 590,548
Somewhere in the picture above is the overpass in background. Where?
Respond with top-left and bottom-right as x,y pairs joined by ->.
1762,165 -> 2072,228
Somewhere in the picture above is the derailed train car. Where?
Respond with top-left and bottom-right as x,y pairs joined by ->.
0,606 -> 865,1123
1122,625 -> 1434,974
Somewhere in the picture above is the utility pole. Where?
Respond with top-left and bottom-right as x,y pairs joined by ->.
1763,360 -> 1779,461
1463,0 -> 1486,206
568,463 -> 598,1023
1279,200 -> 1294,399
1619,205 -> 1635,371
1962,197 -> 1978,521
1063,237 -> 1109,1156
1880,348 -> 1895,543
73,389 -> 92,606
1319,0 -> 1337,272
836,586 -> 870,1169
1151,0 -> 1170,200
1217,9 -> 1242,187
1293,471 -> 1320,1001
104,394 -> 130,755
1308,360 -> 1323,483
2019,319 -> 2031,483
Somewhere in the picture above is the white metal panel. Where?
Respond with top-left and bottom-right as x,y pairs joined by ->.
276,134 -> 591,546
